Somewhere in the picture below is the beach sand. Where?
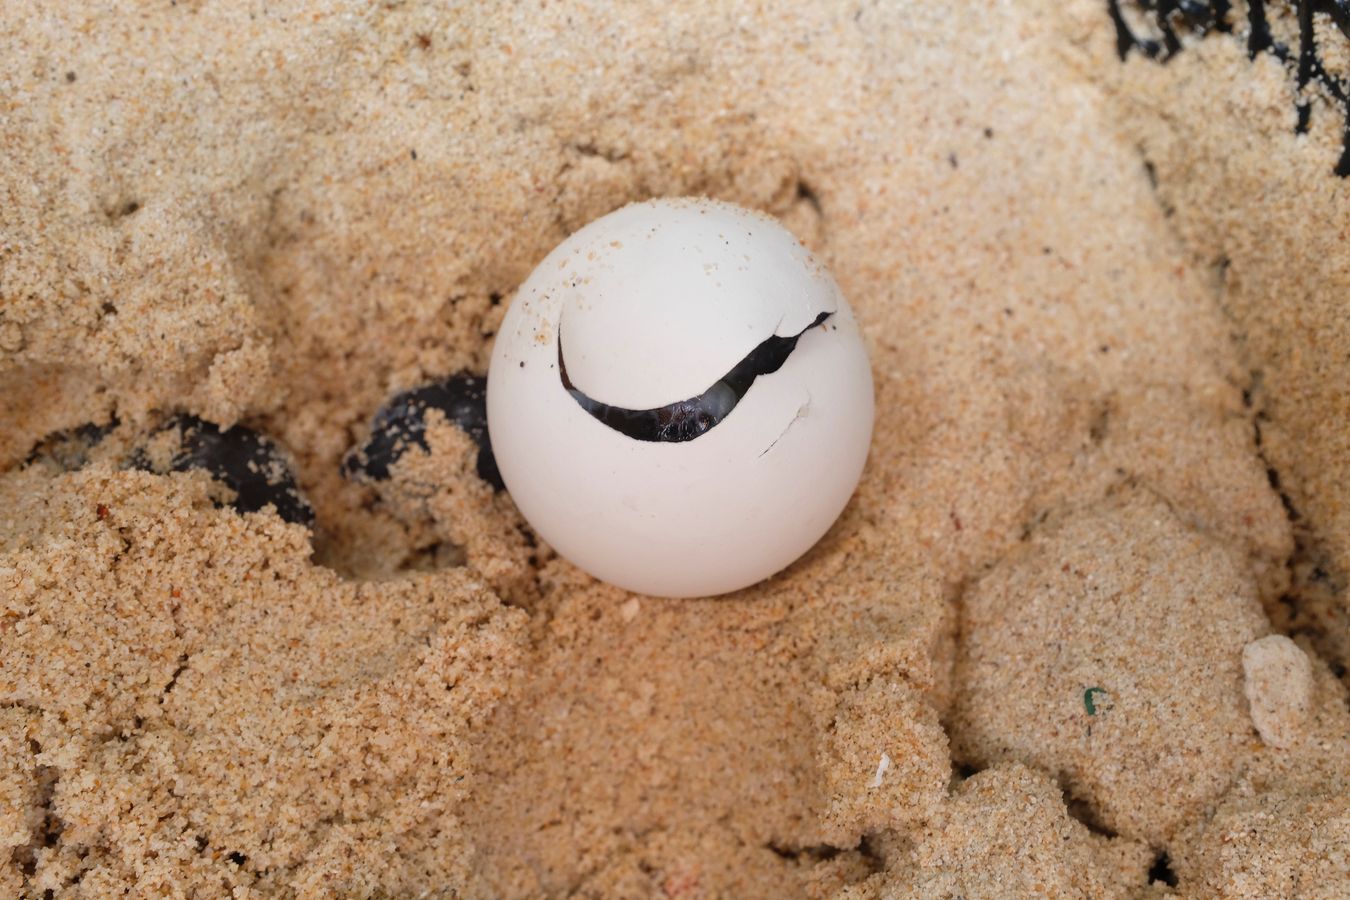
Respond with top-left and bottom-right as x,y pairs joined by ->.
1,1 -> 1346,896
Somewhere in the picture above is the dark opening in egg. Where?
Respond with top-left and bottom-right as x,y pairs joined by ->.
558,311 -> 832,443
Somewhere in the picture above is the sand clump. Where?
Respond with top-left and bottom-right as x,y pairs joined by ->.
1,0 -> 1348,897
1173,654 -> 1350,897
0,466 -> 524,895
951,486 -> 1270,845
837,764 -> 1153,900
1242,634 -> 1315,749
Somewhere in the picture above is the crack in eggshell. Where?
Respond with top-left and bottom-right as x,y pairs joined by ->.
559,313 -> 829,443
759,393 -> 812,457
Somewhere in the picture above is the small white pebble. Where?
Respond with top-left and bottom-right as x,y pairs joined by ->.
1242,634 -> 1313,749
620,597 -> 641,622
868,752 -> 891,788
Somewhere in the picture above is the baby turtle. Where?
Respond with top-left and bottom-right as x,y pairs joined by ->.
343,373 -> 503,491
130,414 -> 314,526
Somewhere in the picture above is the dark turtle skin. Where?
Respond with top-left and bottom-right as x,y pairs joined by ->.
343,373 -> 504,491
25,419 -> 118,471
130,415 -> 315,527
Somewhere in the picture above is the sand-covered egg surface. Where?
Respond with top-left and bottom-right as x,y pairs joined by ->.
1,1 -> 1348,897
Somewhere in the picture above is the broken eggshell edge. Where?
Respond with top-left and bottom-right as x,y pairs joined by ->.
551,197 -> 838,410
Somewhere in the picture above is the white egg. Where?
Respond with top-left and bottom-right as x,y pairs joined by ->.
487,197 -> 874,598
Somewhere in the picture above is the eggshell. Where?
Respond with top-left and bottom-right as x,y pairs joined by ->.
487,197 -> 874,598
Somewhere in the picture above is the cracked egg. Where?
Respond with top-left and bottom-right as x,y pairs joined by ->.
487,197 -> 874,598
